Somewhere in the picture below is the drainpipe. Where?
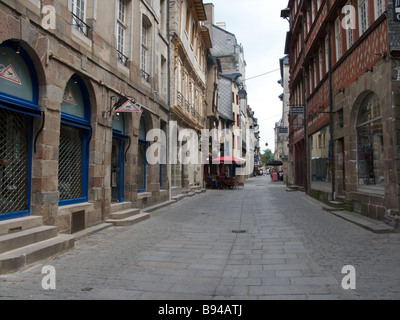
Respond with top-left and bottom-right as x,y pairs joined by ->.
326,0 -> 335,200
302,13 -> 308,194
167,0 -> 172,201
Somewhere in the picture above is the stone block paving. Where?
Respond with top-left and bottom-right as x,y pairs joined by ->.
1,176 -> 400,300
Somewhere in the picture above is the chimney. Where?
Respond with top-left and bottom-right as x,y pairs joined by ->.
216,21 -> 226,29
204,3 -> 215,25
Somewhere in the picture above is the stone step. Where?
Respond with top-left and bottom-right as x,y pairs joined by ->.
0,234 -> 75,275
142,200 -> 177,213
329,200 -> 344,208
0,226 -> 58,254
106,212 -> 150,227
109,208 -> 140,220
330,210 -> 394,234
323,205 -> 344,212
0,216 -> 43,236
110,201 -> 133,213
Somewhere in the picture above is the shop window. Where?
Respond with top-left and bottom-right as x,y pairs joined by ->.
59,76 -> 91,205
310,126 -> 331,184
0,42 -> 40,220
357,92 -> 384,187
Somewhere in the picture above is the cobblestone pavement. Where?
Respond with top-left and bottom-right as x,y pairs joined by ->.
1,176 -> 399,300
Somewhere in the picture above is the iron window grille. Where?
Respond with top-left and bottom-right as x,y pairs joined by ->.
58,124 -> 84,201
0,109 -> 30,215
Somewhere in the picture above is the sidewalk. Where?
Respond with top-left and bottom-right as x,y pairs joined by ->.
301,194 -> 394,234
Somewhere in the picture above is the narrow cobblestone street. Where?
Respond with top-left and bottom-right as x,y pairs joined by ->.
1,176 -> 400,300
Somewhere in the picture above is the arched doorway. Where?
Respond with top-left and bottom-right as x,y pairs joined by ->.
111,113 -> 129,202
58,75 -> 91,206
0,42 -> 41,221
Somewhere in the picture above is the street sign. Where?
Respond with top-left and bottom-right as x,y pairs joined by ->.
0,65 -> 22,85
290,105 -> 304,114
278,127 -> 288,134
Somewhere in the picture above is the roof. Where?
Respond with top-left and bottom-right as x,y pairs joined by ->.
193,0 -> 207,21
201,26 -> 212,49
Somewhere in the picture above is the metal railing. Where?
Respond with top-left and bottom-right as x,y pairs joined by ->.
71,12 -> 90,37
117,50 -> 128,66
141,69 -> 150,83
177,92 -> 183,108
185,100 -> 190,113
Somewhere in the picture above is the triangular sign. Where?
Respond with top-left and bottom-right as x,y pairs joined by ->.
0,65 -> 22,85
63,90 -> 77,105
116,100 -> 142,112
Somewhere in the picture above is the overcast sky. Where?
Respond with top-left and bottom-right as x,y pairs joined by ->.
209,0 -> 289,153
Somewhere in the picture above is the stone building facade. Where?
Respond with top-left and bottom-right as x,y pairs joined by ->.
168,0 -> 211,195
0,0 -> 170,233
275,55 -> 291,184
282,0 -> 400,220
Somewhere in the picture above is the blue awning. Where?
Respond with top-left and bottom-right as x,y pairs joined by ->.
0,101 -> 42,118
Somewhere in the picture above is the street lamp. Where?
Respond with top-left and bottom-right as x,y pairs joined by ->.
238,88 -> 247,100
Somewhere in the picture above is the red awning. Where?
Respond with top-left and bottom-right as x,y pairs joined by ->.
212,156 -> 245,164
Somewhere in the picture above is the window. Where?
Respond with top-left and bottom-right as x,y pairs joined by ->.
191,22 -> 196,47
160,55 -> 167,100
71,0 -> 89,36
335,17 -> 342,61
374,0 -> 385,19
117,0 -> 127,66
359,0 -> 369,35
141,15 -> 151,83
310,126 -> 331,184
319,48 -> 323,79
160,0 -> 167,36
325,35 -> 329,72
357,92 -> 384,187
311,0 -> 315,22
185,6 -> 190,34
313,58 -> 317,88
346,24 -> 354,50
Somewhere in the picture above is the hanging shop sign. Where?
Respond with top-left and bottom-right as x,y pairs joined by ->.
395,1 -> 400,22
116,99 -> 142,112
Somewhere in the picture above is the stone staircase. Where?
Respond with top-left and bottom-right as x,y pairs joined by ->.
323,196 -> 352,213
105,202 -> 150,227
0,216 -> 74,275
